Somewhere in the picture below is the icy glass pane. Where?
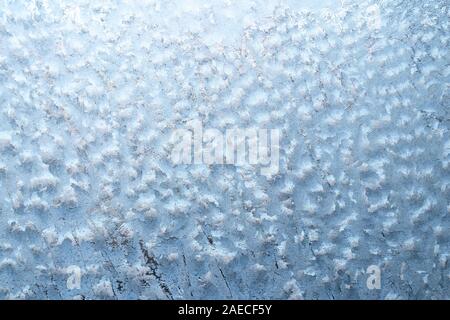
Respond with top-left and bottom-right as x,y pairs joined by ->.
0,0 -> 448,300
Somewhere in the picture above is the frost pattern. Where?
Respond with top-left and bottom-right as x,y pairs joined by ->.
0,0 -> 449,299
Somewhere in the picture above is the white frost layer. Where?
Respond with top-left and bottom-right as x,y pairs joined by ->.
0,0 -> 449,299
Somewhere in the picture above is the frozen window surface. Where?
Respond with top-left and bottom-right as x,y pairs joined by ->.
0,0 -> 448,299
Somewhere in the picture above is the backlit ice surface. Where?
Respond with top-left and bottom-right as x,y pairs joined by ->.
0,0 -> 449,299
